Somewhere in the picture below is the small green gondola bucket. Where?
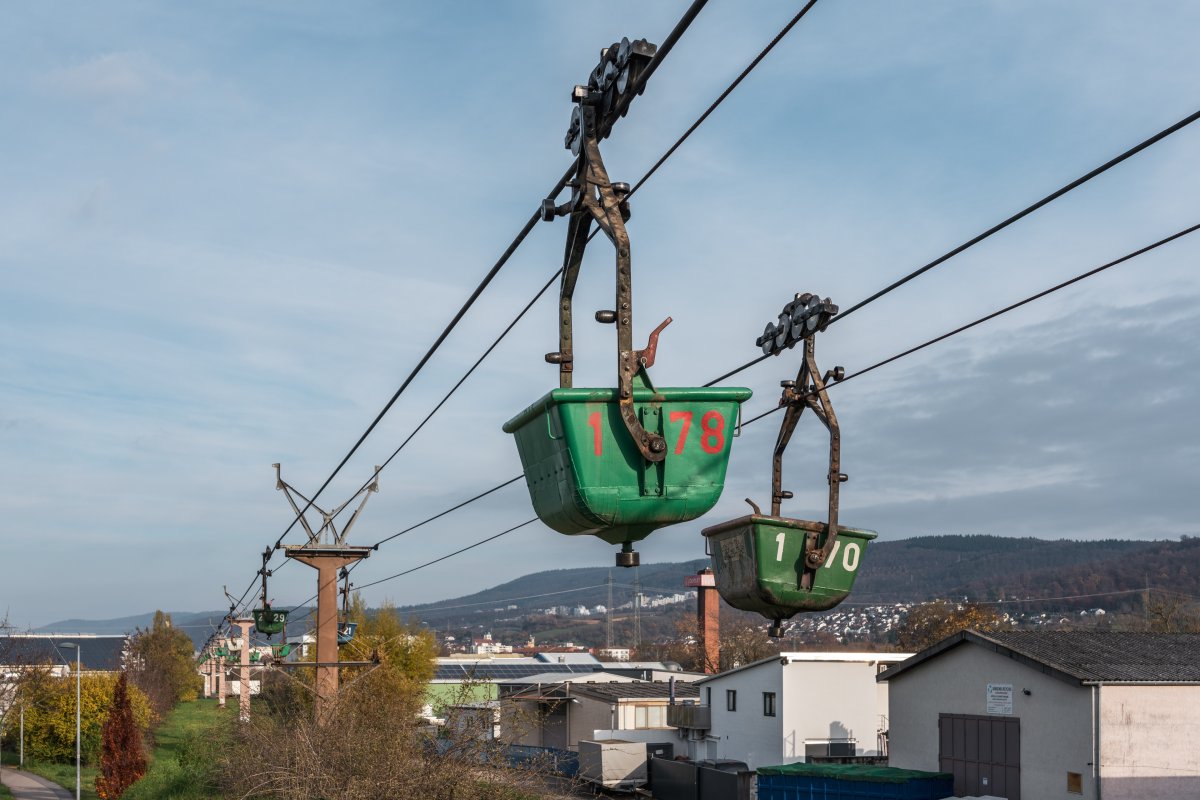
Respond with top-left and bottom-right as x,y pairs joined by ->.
215,647 -> 229,658
271,643 -> 294,659
338,622 -> 357,645
253,605 -> 288,636
703,515 -> 876,618
504,385 -> 752,545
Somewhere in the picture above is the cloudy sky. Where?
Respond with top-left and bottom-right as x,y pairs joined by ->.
2,1 -> 1198,627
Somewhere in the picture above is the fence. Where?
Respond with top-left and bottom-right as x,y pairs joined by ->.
505,744 -> 579,778
648,757 -> 753,800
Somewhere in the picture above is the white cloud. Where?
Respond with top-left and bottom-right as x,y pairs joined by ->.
43,52 -> 159,99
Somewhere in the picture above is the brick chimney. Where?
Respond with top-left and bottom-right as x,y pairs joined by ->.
686,568 -> 720,674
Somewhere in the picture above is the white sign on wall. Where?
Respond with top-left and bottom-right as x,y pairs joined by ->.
986,683 -> 1013,715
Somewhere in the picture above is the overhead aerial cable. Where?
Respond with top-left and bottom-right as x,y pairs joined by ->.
253,8 -> 1197,615
706,107 -> 1200,388
733,219 -> 1200,434
264,0 -> 713,556
226,0 -> 719,618
304,220 -> 1199,605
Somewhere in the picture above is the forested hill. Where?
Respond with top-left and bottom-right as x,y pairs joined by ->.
37,536 -> 1200,643
399,535 -> 1200,624
849,535 -> 1195,603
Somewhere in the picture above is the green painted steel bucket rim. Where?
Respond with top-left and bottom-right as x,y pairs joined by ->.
702,514 -> 878,540
503,386 -> 753,433
253,606 -> 288,633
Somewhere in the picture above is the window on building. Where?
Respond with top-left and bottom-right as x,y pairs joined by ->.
763,692 -> 776,717
705,687 -> 711,707
1067,772 -> 1083,794
633,704 -> 667,729
726,690 -> 737,712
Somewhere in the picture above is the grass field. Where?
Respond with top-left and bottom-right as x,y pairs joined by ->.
123,699 -> 230,800
3,699 -> 230,800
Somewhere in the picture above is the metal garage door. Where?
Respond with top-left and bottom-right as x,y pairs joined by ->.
939,713 -> 1020,799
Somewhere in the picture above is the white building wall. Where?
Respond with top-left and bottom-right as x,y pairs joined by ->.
700,662 -> 784,769
780,660 -> 890,760
886,644 -> 1093,800
1099,684 -> 1200,800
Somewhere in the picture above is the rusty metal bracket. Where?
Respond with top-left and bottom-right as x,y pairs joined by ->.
759,298 -> 845,591
542,81 -> 667,463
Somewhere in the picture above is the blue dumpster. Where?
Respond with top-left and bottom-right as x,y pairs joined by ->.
756,763 -> 954,800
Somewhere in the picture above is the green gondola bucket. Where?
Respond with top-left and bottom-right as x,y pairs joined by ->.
703,515 -> 876,618
503,384 -> 752,545
253,605 -> 288,636
271,643 -> 294,658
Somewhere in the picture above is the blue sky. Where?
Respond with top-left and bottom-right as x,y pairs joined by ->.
2,2 -> 1199,627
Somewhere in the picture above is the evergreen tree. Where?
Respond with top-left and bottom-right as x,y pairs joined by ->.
95,673 -> 147,799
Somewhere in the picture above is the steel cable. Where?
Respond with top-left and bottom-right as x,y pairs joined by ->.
706,109 -> 1200,387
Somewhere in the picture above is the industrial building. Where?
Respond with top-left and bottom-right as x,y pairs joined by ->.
879,630 -> 1200,800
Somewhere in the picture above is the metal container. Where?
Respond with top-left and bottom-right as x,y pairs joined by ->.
578,739 -> 648,791
252,606 -> 288,635
504,386 -> 751,545
704,515 -> 876,617
756,763 -> 954,800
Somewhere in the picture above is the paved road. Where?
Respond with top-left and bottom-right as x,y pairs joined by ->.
0,768 -> 73,800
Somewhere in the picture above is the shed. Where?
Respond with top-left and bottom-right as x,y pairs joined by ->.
879,630 -> 1200,800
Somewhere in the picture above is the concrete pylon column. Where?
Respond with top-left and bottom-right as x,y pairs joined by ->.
217,648 -> 227,708
233,618 -> 254,723
686,568 -> 720,674
201,658 -> 211,698
285,546 -> 371,723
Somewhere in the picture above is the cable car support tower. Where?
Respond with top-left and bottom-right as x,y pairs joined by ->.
275,462 -> 378,722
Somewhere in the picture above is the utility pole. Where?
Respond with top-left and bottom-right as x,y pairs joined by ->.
275,463 -> 377,723
232,618 -> 254,723
606,572 -> 614,649
633,568 -> 642,652
217,644 -> 227,709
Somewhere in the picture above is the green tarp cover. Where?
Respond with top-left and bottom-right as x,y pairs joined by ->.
756,763 -> 952,784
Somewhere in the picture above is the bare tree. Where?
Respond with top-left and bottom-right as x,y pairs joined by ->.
0,614 -> 50,748
220,668 -> 570,800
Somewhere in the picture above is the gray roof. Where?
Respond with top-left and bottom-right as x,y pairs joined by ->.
534,652 -> 601,665
571,681 -> 700,701
511,679 -> 700,702
495,671 -> 635,686
879,631 -> 1200,686
0,635 -> 128,671
433,662 -> 601,682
